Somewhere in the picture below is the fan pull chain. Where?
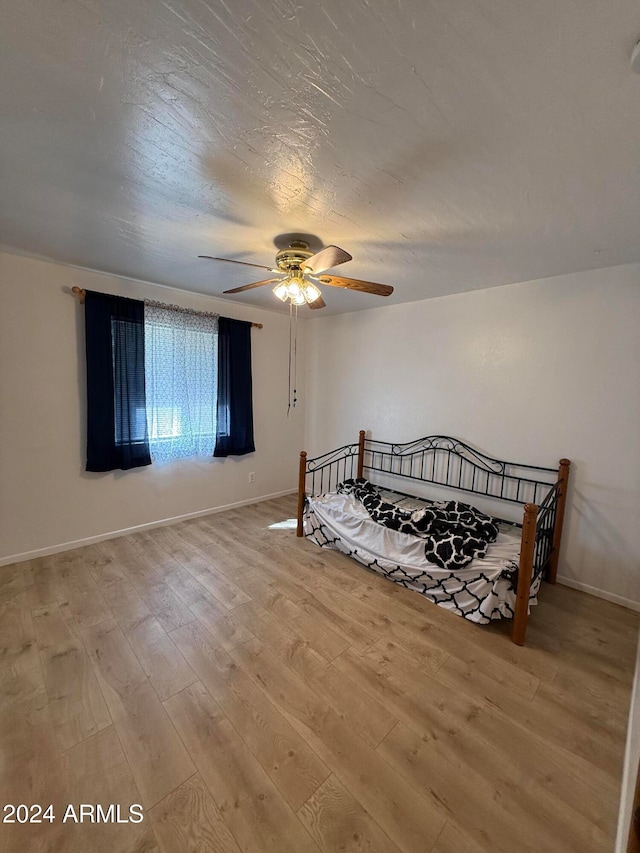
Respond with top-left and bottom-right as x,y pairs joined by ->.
293,304 -> 298,408
287,301 -> 292,417
287,302 -> 299,416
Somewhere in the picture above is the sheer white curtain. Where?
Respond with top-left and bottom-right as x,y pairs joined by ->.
144,303 -> 218,462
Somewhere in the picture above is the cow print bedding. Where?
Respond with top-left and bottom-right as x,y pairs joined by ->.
337,478 -> 500,571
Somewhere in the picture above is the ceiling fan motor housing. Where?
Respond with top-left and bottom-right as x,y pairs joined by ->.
275,240 -> 313,273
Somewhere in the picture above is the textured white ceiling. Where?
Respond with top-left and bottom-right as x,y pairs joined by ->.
1,0 -> 640,315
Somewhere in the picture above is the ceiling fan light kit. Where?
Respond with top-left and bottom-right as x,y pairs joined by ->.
273,277 -> 322,305
200,238 -> 394,309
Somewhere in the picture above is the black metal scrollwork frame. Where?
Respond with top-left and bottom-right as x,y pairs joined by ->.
305,442 -> 361,497
364,435 -> 558,509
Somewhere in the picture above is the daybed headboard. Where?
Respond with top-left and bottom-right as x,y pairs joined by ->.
364,434 -> 558,507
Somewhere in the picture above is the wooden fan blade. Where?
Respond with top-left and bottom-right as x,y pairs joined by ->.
223,278 -> 281,294
199,255 -> 275,272
309,295 -> 326,309
316,275 -> 393,296
303,245 -> 352,274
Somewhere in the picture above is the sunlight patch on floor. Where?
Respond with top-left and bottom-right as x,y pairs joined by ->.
268,518 -> 298,530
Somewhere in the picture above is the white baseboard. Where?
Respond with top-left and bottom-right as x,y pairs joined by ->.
556,574 -> 640,612
0,489 -> 297,567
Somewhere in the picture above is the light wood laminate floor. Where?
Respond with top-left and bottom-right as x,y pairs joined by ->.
0,495 -> 637,853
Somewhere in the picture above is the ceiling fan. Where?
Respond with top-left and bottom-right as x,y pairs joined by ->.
199,239 -> 394,309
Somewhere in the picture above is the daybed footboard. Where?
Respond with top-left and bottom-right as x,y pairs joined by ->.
296,431 -> 570,646
512,459 -> 570,644
296,430 -> 366,537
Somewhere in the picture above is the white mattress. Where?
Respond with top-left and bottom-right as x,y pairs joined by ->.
304,491 -> 540,623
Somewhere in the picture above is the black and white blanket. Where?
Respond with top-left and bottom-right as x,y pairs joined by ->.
338,478 -> 499,571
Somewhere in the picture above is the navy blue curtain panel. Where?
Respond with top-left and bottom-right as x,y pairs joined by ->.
84,290 -> 152,472
214,317 -> 255,457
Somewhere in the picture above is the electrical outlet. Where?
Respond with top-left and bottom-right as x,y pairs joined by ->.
248,472 -> 256,484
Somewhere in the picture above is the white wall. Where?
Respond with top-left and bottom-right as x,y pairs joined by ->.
0,251 -> 306,561
305,264 -> 640,607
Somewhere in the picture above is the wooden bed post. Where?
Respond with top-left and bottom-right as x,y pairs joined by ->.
548,458 -> 571,584
512,503 -> 537,646
357,430 -> 366,479
296,451 -> 307,537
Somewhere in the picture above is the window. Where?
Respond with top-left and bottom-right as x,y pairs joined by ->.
84,290 -> 254,472
144,303 -> 218,462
